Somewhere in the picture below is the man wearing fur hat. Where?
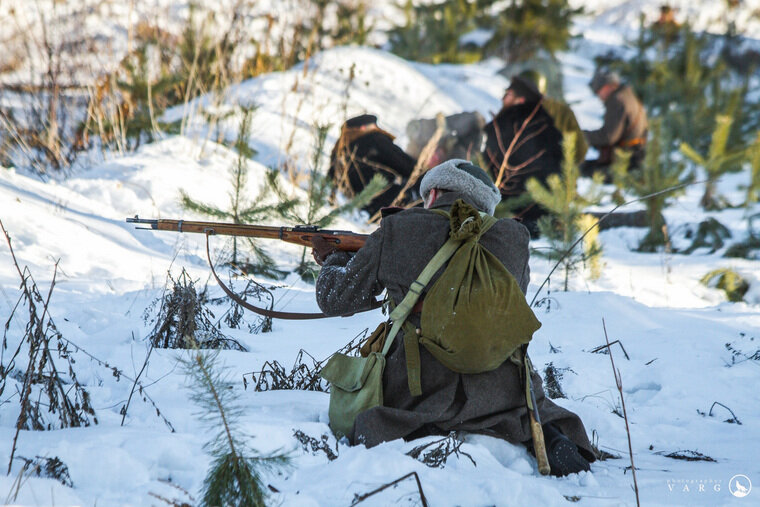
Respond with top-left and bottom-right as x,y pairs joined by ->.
582,70 -> 648,179
482,75 -> 564,236
312,159 -> 595,477
329,114 -> 417,217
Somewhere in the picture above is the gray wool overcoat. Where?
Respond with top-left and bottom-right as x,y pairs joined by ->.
316,191 -> 595,459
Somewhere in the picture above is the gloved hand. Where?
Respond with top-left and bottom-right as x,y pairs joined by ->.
311,236 -> 338,266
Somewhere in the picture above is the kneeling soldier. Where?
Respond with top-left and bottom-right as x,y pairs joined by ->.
312,159 -> 594,476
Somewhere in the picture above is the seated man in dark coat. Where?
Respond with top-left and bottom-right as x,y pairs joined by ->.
329,114 -> 418,217
312,159 -> 595,477
482,76 -> 564,236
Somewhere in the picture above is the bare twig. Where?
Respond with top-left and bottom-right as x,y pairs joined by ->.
494,99 -> 543,187
121,337 -> 154,426
56,335 -> 176,432
708,401 -> 742,424
602,319 -> 640,507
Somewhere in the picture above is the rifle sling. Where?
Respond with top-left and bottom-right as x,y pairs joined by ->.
205,231 -> 381,320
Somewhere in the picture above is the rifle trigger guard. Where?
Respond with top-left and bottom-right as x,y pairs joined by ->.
203,227 -> 216,235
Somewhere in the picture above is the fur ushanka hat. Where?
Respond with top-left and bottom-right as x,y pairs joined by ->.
420,159 -> 501,215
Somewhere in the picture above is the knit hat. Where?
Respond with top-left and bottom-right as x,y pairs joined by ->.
345,114 -> 377,128
589,70 -> 620,93
508,75 -> 542,103
420,159 -> 501,215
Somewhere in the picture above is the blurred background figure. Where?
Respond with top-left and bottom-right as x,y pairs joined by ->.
329,114 -> 418,216
581,69 -> 648,181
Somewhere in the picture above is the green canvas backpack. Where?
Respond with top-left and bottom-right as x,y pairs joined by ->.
416,199 -> 541,377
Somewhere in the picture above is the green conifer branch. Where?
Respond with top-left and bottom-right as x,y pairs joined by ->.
182,347 -> 289,507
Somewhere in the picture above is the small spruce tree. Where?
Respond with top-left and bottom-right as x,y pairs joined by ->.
269,124 -> 386,281
526,133 -> 603,290
481,0 -> 581,63
182,345 -> 289,507
332,0 -> 374,46
613,120 -> 690,251
680,114 -> 747,210
180,107 -> 298,279
388,0 -> 481,64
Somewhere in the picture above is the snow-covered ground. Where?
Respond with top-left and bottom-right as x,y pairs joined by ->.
2,5 -> 760,507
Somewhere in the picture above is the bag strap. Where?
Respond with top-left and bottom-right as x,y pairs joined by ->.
381,235 -> 463,358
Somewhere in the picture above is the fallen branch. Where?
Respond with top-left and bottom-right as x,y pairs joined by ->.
405,432 -> 476,468
657,449 -> 717,462
590,340 -> 630,360
351,471 -> 428,507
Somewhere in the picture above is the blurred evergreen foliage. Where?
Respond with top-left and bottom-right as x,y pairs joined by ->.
527,133 -> 604,290
597,18 -> 759,160
680,114 -> 747,210
613,120 -> 690,251
389,0 -> 579,64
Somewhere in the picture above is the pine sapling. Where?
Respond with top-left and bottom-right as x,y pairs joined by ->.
180,106 -> 298,279
270,124 -> 386,281
745,131 -> 760,209
614,120 -> 690,251
526,133 -> 603,290
680,114 -> 747,210
182,345 -> 289,507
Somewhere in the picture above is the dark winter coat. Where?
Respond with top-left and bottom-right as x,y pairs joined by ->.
482,101 -> 564,233
329,127 -> 417,217
315,191 -> 595,459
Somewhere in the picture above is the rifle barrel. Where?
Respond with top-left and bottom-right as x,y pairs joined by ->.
126,216 -> 368,251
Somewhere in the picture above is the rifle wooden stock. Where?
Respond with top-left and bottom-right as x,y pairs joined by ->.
126,216 -> 368,251
521,346 -> 551,476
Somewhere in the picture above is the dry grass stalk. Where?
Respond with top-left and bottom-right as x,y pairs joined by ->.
1,220 -> 97,475
602,318 -> 640,507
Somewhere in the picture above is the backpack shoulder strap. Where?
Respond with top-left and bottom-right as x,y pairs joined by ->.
382,233 -> 462,356
478,213 -> 498,237
380,229 -> 463,397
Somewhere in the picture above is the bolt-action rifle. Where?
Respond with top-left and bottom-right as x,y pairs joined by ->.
126,216 -> 378,319
126,216 -> 368,251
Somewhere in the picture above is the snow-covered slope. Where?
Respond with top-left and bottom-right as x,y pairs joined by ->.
1,31 -> 759,507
